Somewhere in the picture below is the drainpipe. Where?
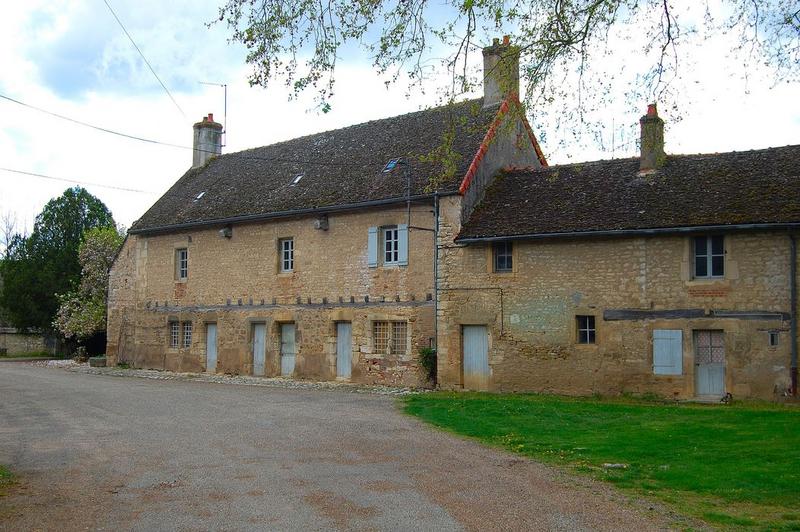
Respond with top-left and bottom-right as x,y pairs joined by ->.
791,234 -> 798,396
433,192 -> 439,352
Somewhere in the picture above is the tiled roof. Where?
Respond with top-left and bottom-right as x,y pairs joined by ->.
458,145 -> 800,240
131,98 -> 499,233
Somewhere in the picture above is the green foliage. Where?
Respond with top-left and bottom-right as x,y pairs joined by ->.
404,392 -> 800,528
0,465 -> 15,496
215,0 -> 799,137
0,187 -> 115,331
417,347 -> 437,384
54,226 -> 124,340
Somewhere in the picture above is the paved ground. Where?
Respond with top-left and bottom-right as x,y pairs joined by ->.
0,363 -> 676,531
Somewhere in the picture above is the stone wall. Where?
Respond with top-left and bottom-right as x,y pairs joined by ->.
437,194 -> 797,400
107,204 -> 436,386
0,328 -> 50,355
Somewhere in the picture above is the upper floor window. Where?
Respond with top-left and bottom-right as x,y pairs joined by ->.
383,227 -> 399,265
576,315 -> 596,344
493,241 -> 513,272
694,235 -> 724,278
175,248 -> 188,280
280,238 -> 294,272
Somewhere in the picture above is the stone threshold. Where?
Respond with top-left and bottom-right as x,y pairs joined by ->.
63,365 -> 425,396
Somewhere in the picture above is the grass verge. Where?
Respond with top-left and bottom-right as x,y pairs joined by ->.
0,465 -> 16,497
403,392 -> 800,530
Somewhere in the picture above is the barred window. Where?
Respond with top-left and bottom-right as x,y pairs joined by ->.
169,322 -> 179,348
183,322 -> 193,348
391,321 -> 407,354
373,321 -> 389,354
373,320 -> 408,355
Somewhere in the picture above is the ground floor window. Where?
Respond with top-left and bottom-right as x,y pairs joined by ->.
183,322 -> 193,348
169,322 -> 179,348
576,315 -> 596,344
373,320 -> 408,355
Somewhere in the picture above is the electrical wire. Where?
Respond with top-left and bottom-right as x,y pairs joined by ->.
102,0 -> 186,118
0,167 -> 157,194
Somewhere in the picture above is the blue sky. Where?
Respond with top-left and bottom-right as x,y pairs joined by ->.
1,0 -> 799,235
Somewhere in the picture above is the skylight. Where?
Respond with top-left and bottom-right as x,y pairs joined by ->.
194,191 -> 206,201
291,174 -> 304,185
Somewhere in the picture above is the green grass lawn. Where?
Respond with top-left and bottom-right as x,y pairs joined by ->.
403,393 -> 800,530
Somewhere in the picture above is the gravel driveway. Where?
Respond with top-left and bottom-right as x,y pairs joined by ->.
0,363 -> 674,531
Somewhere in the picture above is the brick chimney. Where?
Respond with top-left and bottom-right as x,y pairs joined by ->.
639,103 -> 665,171
192,113 -> 223,168
482,35 -> 520,108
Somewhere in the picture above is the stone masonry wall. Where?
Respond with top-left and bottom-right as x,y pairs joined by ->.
107,204 -> 436,386
437,195 -> 797,400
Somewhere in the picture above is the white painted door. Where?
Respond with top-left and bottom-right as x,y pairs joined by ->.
280,323 -> 296,377
694,330 -> 725,396
252,323 -> 266,376
336,322 -> 352,379
463,325 -> 489,391
205,323 -> 217,373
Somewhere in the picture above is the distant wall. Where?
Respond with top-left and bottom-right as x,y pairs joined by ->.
0,328 -> 52,355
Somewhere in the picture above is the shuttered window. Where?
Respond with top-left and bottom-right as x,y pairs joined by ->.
368,225 -> 408,267
653,329 -> 683,375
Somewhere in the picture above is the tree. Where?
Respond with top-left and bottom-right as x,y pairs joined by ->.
0,188 -> 115,331
54,227 -> 124,340
215,0 -> 799,140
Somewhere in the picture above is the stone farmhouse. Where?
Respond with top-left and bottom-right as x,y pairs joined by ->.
107,38 -> 799,401
106,38 -> 546,386
441,106 -> 800,400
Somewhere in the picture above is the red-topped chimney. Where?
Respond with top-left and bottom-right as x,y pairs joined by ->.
639,103 -> 665,171
192,113 -> 223,168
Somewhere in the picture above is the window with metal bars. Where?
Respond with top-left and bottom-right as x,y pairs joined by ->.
372,320 -> 408,355
169,322 -> 179,348
182,322 -> 193,348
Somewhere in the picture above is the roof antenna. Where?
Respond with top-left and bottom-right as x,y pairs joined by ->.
199,82 -> 227,147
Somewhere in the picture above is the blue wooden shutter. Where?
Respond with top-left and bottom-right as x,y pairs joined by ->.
397,224 -> 408,266
368,227 -> 378,267
653,329 -> 683,375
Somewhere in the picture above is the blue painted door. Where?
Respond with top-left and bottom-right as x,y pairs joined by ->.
252,323 -> 266,376
336,322 -> 352,379
463,325 -> 489,391
280,323 -> 296,376
694,330 -> 725,396
205,323 -> 217,373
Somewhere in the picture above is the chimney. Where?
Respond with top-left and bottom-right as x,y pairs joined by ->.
192,113 -> 223,168
482,35 -> 520,108
639,103 -> 665,171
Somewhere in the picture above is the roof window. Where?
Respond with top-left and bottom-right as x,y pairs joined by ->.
194,191 -> 206,201
291,174 -> 304,186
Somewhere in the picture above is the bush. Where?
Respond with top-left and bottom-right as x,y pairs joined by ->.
418,347 -> 437,385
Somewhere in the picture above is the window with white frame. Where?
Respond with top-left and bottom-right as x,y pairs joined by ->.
383,226 -> 399,265
280,238 -> 294,272
576,315 -> 596,344
169,322 -> 179,348
175,248 -> 188,280
493,241 -> 513,272
182,322 -> 193,348
373,320 -> 408,355
693,235 -> 724,278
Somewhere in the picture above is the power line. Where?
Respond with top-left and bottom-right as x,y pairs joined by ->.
0,167 -> 157,194
0,94 -> 187,149
102,0 -> 186,118
0,92 -> 367,169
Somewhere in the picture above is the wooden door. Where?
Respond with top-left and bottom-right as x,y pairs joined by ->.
205,323 -> 217,373
280,323 -> 296,377
462,325 -> 489,391
694,330 -> 725,396
252,323 -> 266,376
336,322 -> 352,378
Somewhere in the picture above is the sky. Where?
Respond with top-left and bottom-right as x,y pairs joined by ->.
1,0 -> 798,235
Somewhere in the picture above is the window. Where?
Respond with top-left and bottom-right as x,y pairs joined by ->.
694,330 -> 725,363
383,227 -> 399,265
175,248 -> 188,280
169,322 -> 179,348
576,315 -> 596,344
280,238 -> 294,272
182,322 -> 193,348
493,241 -> 513,272
373,320 -> 408,354
391,321 -> 408,354
693,235 -> 724,278
769,331 -> 779,347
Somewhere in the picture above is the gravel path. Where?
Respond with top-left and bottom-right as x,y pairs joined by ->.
0,363 -> 680,531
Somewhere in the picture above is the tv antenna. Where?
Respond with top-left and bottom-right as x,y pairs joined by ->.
199,82 -> 227,147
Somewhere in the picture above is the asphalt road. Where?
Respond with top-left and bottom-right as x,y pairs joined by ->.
0,363 -> 672,531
